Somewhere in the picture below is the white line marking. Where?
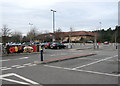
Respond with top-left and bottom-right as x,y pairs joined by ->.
23,63 -> 32,66
11,65 -> 21,67
19,57 -> 29,60
0,73 -> 39,84
16,66 -> 25,69
1,57 -> 29,62
44,65 -> 120,77
13,73 -> 39,84
72,55 -> 118,70
0,67 -> 7,69
0,59 -> 10,62
0,73 -> 14,78
44,65 -> 62,69
28,64 -> 37,67
78,58 -> 117,62
72,69 -> 120,77
1,68 -> 12,71
1,77 -> 30,85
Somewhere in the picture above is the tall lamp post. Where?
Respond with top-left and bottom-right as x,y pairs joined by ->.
115,25 -> 118,49
51,9 -> 56,42
29,23 -> 33,42
99,22 -> 102,30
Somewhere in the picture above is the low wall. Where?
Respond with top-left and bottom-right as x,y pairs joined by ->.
5,45 -> 38,54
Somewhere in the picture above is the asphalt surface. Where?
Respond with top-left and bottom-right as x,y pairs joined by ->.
0,43 -> 119,85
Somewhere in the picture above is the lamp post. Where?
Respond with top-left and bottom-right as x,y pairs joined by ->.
99,22 -> 102,30
51,9 -> 56,42
29,23 -> 33,42
115,25 -> 118,49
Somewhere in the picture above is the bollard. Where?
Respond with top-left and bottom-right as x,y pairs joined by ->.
71,45 -> 72,48
97,45 -> 99,49
41,48 -> 43,61
116,45 -> 118,49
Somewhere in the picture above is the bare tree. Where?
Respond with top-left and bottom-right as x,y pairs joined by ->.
55,28 -> 64,42
43,30 -> 49,34
1,25 -> 12,43
1,25 -> 11,36
27,27 -> 38,41
11,31 -> 22,43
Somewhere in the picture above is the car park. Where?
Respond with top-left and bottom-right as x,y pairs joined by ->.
50,43 -> 66,49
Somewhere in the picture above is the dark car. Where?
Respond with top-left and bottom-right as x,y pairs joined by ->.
50,43 -> 66,49
40,43 -> 46,48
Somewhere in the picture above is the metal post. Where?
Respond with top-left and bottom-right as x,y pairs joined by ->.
115,26 -> 118,49
94,31 -> 97,49
29,23 -> 33,42
51,9 -> 56,42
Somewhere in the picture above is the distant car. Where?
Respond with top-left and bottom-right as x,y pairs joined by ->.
87,41 -> 93,43
40,43 -> 46,48
40,42 -> 52,49
50,43 -> 66,49
104,41 -> 109,44
44,42 -> 52,49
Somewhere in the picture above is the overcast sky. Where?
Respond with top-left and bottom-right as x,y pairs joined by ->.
1,0 -> 119,35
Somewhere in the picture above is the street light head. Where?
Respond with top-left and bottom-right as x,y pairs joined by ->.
51,9 -> 56,12
29,23 -> 33,25
51,9 -> 53,11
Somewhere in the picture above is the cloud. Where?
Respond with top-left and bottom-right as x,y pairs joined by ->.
1,0 -> 118,35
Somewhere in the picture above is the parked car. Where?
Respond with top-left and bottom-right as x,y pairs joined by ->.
87,41 -> 93,43
40,43 -> 46,48
44,42 -> 53,49
104,41 -> 109,44
50,43 -> 66,49
40,42 -> 52,49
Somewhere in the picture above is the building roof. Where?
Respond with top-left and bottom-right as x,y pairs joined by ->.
37,31 -> 94,38
63,31 -> 94,36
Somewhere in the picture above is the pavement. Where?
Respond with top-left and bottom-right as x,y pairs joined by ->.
0,43 -> 119,85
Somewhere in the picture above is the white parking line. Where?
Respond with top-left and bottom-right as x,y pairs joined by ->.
1,57 -> 29,62
1,77 -> 30,84
18,57 -> 29,59
11,65 -> 21,67
0,67 -> 7,69
44,65 -> 120,77
0,73 -> 39,84
13,73 -> 39,84
23,63 -> 32,66
16,66 -> 25,69
0,59 -> 10,62
1,68 -> 12,71
28,64 -> 37,67
78,58 -> 118,62
72,55 -> 118,70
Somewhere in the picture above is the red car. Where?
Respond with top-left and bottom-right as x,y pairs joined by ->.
44,42 -> 52,49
